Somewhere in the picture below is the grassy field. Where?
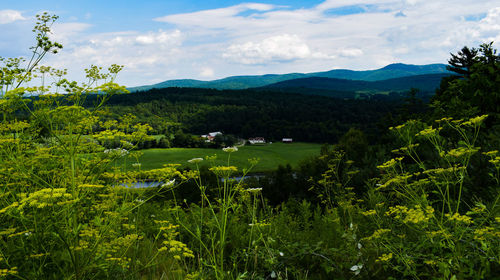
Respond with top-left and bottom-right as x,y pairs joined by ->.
124,142 -> 322,173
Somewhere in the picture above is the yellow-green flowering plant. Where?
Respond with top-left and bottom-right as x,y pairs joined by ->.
0,13 -> 190,279
361,116 -> 499,279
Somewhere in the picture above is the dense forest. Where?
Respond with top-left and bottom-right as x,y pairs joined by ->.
0,14 -> 499,279
100,87 -> 424,144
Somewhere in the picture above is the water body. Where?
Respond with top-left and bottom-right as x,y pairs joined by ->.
121,181 -> 163,188
123,174 -> 265,188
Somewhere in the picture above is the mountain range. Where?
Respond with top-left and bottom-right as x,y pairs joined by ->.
129,63 -> 452,96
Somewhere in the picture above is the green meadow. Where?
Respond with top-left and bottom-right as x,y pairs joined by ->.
126,142 -> 321,172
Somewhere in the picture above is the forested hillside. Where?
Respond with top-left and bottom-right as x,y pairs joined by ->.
101,87 -> 416,144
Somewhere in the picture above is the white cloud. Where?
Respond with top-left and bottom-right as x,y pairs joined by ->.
338,48 -> 364,57
43,28 -> 185,86
51,22 -> 92,43
136,30 -> 181,45
200,67 -> 215,78
0,10 -> 25,24
154,3 -> 276,29
223,34 -> 317,64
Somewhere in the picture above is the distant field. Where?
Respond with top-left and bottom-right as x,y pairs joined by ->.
124,142 -> 322,173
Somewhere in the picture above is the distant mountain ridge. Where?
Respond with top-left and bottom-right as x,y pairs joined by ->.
262,73 -> 449,92
129,63 -> 451,92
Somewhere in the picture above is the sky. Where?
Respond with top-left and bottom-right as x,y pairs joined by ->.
1,0 -> 499,87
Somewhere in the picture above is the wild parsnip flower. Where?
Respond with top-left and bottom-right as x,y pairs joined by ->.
445,147 -> 479,159
424,260 -> 437,266
158,239 -> 195,259
16,188 -> 73,210
462,115 -> 488,126
385,205 -> 434,224
376,253 -> 393,262
435,117 -> 453,123
246,187 -> 262,193
377,157 -> 404,169
489,157 -> 500,165
248,222 -> 270,227
0,228 -> 17,236
222,146 -> 238,153
205,154 -> 217,161
473,227 -> 500,241
79,184 -> 106,189
376,174 -> 412,190
0,267 -> 18,277
483,150 -> 498,156
365,228 -> 391,241
187,158 -> 203,163
210,166 -> 238,177
361,209 -> 377,216
416,127 -> 440,137
30,253 -> 49,258
248,157 -> 260,165
445,212 -> 473,224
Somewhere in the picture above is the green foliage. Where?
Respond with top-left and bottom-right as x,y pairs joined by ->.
433,42 -> 500,120
1,14 -> 499,280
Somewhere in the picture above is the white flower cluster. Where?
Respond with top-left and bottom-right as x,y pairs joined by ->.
161,179 -> 176,188
222,146 -> 238,153
188,158 -> 203,163
103,148 -> 129,157
246,188 -> 262,193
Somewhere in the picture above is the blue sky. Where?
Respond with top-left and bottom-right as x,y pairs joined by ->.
1,0 -> 499,86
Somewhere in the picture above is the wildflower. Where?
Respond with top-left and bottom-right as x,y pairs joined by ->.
104,148 -> 129,157
375,202 -> 385,208
187,157 -> 203,163
248,157 -> 260,165
361,209 -> 377,216
377,157 -> 404,169
473,227 -> 500,240
350,264 -> 363,275
205,154 -> 217,160
467,202 -> 486,215
416,127 -> 439,137
210,166 -> 238,177
386,205 -> 434,224
424,260 -> 437,266
246,187 -> 262,193
376,174 -> 412,190
445,147 -> 479,159
445,212 -> 473,224
222,146 -> 238,153
79,184 -> 106,189
365,228 -> 391,241
489,157 -> 500,165
30,253 -> 49,258
376,253 -> 393,262
161,179 -> 176,188
462,115 -> 488,126
483,150 -> 498,156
